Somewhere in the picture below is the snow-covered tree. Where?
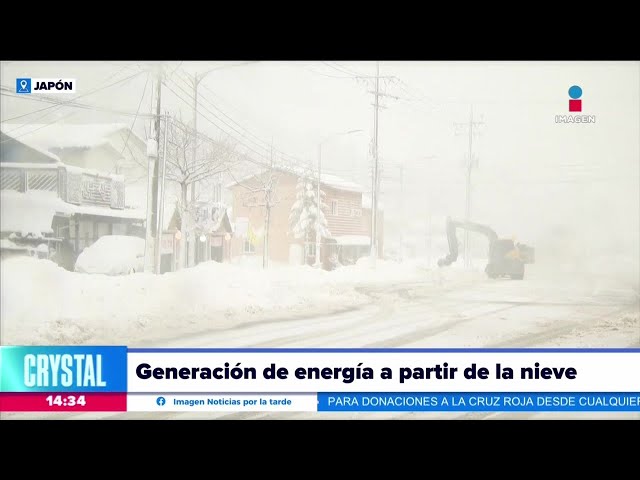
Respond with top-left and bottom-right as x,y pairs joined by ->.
288,174 -> 330,246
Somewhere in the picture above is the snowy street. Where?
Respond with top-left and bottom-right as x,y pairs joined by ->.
3,262 -> 638,420
1,60 -> 639,421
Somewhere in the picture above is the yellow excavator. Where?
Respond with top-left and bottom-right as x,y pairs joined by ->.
437,217 -> 535,280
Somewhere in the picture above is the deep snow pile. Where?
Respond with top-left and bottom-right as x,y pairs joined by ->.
1,256 -> 454,346
74,235 -> 145,275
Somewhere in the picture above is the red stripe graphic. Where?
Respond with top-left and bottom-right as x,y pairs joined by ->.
0,393 -> 127,412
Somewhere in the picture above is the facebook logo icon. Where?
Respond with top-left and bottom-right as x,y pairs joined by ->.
16,78 -> 31,94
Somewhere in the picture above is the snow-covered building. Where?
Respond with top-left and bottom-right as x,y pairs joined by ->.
0,128 -> 145,270
161,201 -> 234,273
0,123 -> 148,182
227,168 -> 384,268
0,122 -> 150,211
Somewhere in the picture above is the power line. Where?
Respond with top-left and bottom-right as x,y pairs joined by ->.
304,67 -> 357,79
116,72 -> 150,171
160,80 -> 307,173
321,61 -> 383,79
172,69 -> 308,168
162,75 -> 312,172
1,87 -> 154,119
171,70 -> 274,154
161,78 -> 271,162
0,69 -> 144,124
0,109 -> 80,144
453,105 -> 485,267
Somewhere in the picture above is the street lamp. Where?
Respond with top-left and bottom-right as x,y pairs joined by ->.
314,129 -> 364,267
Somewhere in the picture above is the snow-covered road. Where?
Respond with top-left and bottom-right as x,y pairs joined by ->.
3,266 -> 638,420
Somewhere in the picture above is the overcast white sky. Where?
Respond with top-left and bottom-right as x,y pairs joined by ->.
1,60 -> 639,264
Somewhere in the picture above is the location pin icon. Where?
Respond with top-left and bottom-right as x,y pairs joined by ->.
20,80 -> 27,90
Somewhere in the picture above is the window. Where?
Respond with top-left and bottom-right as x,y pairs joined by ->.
244,239 -> 256,254
112,223 -> 127,235
57,221 -> 71,239
96,222 -> 111,238
213,182 -> 222,203
306,242 -> 316,257
331,200 -> 338,215
78,219 -> 94,250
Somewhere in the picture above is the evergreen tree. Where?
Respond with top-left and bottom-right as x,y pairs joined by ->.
288,174 -> 330,245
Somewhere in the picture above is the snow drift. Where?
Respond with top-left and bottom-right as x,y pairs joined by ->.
74,235 -> 145,275
1,256 -> 456,346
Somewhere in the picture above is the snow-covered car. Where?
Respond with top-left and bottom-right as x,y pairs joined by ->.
74,235 -> 145,275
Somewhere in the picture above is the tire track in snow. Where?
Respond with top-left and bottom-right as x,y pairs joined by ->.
5,277 -> 636,421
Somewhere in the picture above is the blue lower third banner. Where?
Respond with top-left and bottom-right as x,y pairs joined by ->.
317,393 -> 640,412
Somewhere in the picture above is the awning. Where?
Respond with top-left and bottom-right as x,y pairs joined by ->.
1,190 -> 73,237
72,204 -> 145,220
1,190 -> 146,238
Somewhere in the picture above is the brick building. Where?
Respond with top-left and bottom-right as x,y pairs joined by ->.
227,169 -> 383,268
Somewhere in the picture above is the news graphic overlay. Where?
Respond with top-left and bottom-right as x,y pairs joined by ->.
16,78 -> 31,94
125,348 -> 640,414
0,346 -> 127,412
569,85 -> 582,112
2,347 -> 639,414
14,78 -> 76,94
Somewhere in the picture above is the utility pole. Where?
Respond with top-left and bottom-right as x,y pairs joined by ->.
191,72 -> 199,203
154,112 -> 169,274
425,155 -> 434,266
370,61 -> 380,263
366,62 -> 398,264
399,162 -> 404,262
315,142 -> 322,267
464,105 -> 473,268
454,105 -> 484,269
184,70 -> 208,270
144,66 -> 162,273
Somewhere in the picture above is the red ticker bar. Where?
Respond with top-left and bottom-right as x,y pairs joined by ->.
0,393 -> 127,412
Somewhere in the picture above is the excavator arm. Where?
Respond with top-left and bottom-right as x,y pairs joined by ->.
437,217 -> 498,267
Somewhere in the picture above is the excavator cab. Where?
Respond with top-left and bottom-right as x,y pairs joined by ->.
486,238 -> 525,280
438,217 -> 535,280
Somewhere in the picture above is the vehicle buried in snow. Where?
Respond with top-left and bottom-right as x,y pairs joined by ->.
74,235 -> 145,275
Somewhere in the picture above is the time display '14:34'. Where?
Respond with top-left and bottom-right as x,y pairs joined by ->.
45,395 -> 87,407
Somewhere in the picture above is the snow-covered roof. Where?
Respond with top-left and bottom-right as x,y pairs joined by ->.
1,190 -> 145,237
64,164 -> 124,181
1,190 -> 74,237
0,163 -> 125,184
1,130 -> 62,163
319,173 -> 363,192
331,235 -> 371,246
0,238 -> 28,251
226,168 -> 364,193
164,201 -> 232,234
0,162 -> 61,169
0,123 -> 133,150
73,205 -> 146,220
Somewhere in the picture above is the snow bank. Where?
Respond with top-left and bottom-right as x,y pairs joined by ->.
0,256 -> 449,346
